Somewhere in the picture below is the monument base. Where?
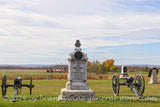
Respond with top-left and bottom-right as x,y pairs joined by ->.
58,88 -> 96,101
66,81 -> 89,90
120,74 -> 129,78
148,81 -> 159,84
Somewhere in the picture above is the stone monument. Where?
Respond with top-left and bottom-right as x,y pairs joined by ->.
47,75 -> 50,80
148,68 -> 159,84
120,66 -> 129,78
58,40 -> 95,100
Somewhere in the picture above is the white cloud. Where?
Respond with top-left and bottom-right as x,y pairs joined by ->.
0,0 -> 160,64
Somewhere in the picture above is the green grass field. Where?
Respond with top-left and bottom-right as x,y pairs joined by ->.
0,72 -> 160,107
0,70 -> 159,77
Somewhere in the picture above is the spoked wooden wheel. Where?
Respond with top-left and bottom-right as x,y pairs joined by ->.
29,75 -> 34,97
112,74 -> 120,96
134,74 -> 145,96
1,74 -> 7,98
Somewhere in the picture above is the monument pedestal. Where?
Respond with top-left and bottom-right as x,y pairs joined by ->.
149,68 -> 159,84
120,74 -> 128,78
58,88 -> 95,100
120,66 -> 129,78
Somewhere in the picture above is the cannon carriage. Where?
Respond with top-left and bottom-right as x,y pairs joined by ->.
112,66 -> 145,99
1,74 -> 34,102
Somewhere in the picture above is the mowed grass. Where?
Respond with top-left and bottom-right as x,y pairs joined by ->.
0,78 -> 160,107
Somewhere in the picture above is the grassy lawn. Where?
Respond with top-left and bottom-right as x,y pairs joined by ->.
0,77 -> 160,107
0,71 -> 159,78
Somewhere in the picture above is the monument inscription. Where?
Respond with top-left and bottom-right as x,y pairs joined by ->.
72,61 -> 85,72
69,61 -> 87,82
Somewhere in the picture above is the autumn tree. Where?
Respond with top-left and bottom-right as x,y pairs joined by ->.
87,60 -> 102,74
92,60 -> 102,74
87,61 -> 92,73
87,59 -> 118,74
110,65 -> 119,72
103,59 -> 114,72
101,62 -> 108,74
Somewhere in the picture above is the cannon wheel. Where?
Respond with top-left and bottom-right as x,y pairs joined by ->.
134,74 -> 145,96
30,75 -> 32,97
112,74 -> 120,96
29,75 -> 35,98
1,74 -> 7,98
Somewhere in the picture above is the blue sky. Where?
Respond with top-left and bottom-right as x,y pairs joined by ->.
0,0 -> 160,65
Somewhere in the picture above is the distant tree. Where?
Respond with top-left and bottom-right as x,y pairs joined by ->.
143,66 -> 150,72
92,60 -> 102,74
87,60 -> 102,74
87,61 -> 92,73
103,59 -> 114,72
87,59 -> 119,74
110,65 -> 119,72
101,62 -> 108,74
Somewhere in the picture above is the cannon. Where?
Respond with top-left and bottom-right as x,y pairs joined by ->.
112,66 -> 145,99
1,74 -> 34,102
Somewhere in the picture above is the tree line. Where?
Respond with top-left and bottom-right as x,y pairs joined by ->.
0,66 -> 53,70
87,59 -> 119,74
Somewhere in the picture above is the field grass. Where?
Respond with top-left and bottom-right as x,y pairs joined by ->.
0,70 -> 158,76
0,69 -> 159,77
0,76 -> 160,107
0,70 -> 68,76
